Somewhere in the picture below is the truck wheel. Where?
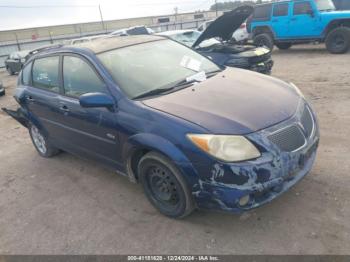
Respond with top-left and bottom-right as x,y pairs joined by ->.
326,27 -> 350,54
138,152 -> 195,218
253,33 -> 274,51
276,43 -> 292,50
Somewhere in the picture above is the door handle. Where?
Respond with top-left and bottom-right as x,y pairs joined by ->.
290,17 -> 297,21
59,105 -> 70,113
26,96 -> 35,102
272,19 -> 278,22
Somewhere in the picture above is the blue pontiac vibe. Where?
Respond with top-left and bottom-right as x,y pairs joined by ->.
3,35 -> 320,218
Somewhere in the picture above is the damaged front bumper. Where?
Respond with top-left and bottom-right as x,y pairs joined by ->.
250,59 -> 274,74
192,100 -> 320,213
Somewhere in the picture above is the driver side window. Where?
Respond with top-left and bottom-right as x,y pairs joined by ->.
294,2 -> 312,15
63,56 -> 106,98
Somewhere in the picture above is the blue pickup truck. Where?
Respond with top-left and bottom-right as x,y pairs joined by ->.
248,0 -> 350,54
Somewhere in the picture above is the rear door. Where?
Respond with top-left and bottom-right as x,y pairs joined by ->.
56,54 -> 122,167
271,2 -> 291,38
288,1 -> 319,37
25,55 -> 63,139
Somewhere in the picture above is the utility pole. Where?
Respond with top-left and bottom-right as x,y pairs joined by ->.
215,0 -> 218,17
99,4 -> 106,33
174,7 -> 178,29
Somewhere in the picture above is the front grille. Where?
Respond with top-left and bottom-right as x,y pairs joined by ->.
301,106 -> 314,138
268,125 -> 305,152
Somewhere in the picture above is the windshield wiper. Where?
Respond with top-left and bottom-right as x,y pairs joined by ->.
133,70 -> 222,100
134,78 -> 201,100
133,87 -> 177,100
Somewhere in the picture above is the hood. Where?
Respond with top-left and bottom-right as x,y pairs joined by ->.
193,5 -> 253,48
143,69 -> 300,135
319,10 -> 350,18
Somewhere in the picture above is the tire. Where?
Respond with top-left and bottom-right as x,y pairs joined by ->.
29,123 -> 60,158
326,27 -> 350,54
253,33 -> 274,51
138,152 -> 195,218
6,66 -> 14,76
0,88 -> 5,97
276,42 -> 292,50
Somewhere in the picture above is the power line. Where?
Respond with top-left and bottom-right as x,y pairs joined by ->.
0,5 -> 98,8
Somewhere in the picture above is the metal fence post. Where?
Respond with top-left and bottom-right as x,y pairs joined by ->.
14,33 -> 21,51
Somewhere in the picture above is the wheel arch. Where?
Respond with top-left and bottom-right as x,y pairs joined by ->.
252,25 -> 275,38
123,133 -> 198,185
323,19 -> 350,38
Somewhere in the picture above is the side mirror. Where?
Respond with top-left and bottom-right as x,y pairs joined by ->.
307,9 -> 314,17
79,92 -> 115,111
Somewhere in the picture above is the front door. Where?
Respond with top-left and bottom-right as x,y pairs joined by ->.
288,1 -> 319,38
56,55 -> 122,168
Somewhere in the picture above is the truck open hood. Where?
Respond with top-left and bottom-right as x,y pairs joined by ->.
142,68 -> 300,135
193,5 -> 254,48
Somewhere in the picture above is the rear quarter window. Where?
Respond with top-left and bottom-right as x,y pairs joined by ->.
22,62 -> 32,85
253,4 -> 272,21
32,56 -> 60,93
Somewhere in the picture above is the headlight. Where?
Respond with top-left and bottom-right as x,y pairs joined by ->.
20,58 -> 26,63
289,82 -> 305,98
187,134 -> 261,162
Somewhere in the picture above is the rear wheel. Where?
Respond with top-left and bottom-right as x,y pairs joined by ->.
326,27 -> 350,54
276,42 -> 292,50
253,33 -> 274,51
6,66 -> 14,75
138,152 -> 195,218
29,123 -> 60,158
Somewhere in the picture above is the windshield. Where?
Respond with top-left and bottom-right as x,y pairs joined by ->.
169,31 -> 221,48
315,0 -> 335,11
170,31 -> 201,47
98,39 -> 220,99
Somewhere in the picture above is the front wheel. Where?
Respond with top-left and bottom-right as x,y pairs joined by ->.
253,33 -> 274,51
276,42 -> 292,50
326,27 -> 350,54
29,124 -> 60,158
138,152 -> 195,218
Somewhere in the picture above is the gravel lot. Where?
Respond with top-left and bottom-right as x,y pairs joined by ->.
0,44 -> 349,255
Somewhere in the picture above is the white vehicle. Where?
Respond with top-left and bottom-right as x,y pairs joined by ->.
198,19 -> 249,43
110,26 -> 155,36
67,35 -> 108,45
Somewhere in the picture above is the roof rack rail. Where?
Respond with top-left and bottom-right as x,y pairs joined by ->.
28,44 -> 64,56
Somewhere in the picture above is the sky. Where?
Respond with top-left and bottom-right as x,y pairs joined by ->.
0,0 -> 218,31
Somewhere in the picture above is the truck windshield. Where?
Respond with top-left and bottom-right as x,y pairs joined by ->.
315,0 -> 335,11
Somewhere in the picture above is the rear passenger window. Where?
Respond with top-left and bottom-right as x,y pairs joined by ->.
32,56 -> 59,92
294,2 -> 312,15
63,56 -> 105,98
273,3 -> 289,16
22,62 -> 32,85
253,4 -> 272,21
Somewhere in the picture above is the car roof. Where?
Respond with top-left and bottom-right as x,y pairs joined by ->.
74,35 -> 164,54
31,35 -> 166,58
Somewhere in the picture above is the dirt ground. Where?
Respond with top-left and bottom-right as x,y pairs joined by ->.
0,44 -> 349,255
